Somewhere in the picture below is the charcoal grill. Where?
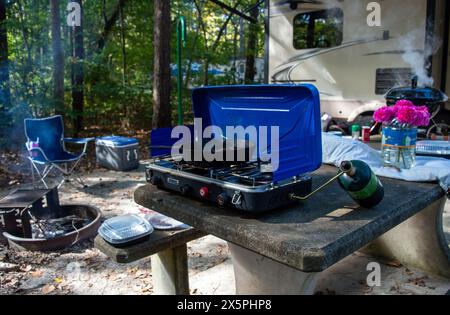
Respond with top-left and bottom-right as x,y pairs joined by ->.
0,189 -> 60,244
0,188 -> 102,251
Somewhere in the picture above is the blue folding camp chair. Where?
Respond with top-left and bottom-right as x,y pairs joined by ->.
24,116 -> 95,189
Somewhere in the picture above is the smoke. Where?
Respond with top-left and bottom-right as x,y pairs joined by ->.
400,23 -> 442,87
1,101 -> 32,151
316,0 -> 443,87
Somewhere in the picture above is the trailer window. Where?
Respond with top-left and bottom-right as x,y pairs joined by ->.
293,8 -> 343,50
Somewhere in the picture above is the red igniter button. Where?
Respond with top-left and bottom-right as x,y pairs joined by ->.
199,187 -> 209,198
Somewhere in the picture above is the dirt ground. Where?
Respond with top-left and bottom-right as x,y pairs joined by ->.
1,162 -> 449,295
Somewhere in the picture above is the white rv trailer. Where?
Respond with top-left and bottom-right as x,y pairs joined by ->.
265,0 -> 450,125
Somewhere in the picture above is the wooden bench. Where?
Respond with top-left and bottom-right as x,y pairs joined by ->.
95,226 -> 206,295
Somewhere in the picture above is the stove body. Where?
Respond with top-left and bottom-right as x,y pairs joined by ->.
147,84 -> 322,213
146,159 -> 313,213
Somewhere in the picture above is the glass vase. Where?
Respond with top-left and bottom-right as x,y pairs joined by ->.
381,125 -> 417,169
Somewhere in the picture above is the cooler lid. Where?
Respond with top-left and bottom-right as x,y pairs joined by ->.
192,84 -> 322,181
97,136 -> 139,148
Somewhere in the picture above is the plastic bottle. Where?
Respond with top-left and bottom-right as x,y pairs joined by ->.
351,125 -> 361,141
338,160 -> 384,208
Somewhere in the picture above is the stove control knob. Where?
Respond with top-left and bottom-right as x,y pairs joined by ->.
217,194 -> 230,207
180,185 -> 191,195
199,187 -> 210,199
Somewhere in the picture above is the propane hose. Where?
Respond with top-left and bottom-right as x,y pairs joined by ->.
289,171 -> 345,201
290,161 -> 356,201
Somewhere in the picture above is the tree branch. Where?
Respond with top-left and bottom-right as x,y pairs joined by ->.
97,0 -> 127,52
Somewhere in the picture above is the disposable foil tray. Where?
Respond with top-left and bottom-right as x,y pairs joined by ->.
99,214 -> 154,246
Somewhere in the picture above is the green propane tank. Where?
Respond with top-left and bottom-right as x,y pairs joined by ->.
338,160 -> 384,208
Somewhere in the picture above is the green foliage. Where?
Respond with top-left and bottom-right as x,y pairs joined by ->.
3,0 -> 265,134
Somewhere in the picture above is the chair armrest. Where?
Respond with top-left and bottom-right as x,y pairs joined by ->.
64,138 -> 95,145
64,138 -> 94,155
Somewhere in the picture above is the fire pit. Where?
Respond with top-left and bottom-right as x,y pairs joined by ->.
0,189 -> 102,251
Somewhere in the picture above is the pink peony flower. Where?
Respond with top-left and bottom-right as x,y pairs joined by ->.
416,105 -> 429,112
374,106 -> 396,123
374,100 -> 431,126
397,106 -> 419,125
395,100 -> 415,107
412,107 -> 431,126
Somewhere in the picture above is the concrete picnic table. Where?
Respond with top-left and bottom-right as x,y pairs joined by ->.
133,164 -> 450,295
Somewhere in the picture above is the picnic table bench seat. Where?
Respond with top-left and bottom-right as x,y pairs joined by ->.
95,226 -> 206,295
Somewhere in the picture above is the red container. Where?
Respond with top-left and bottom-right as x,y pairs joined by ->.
362,127 -> 371,143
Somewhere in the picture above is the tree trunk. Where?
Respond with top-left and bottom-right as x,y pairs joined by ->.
0,0 -> 10,140
232,24 -> 238,84
119,1 -> 127,86
50,0 -> 65,114
152,0 -> 171,129
17,0 -> 36,105
71,0 -> 85,136
203,59 -> 209,86
97,0 -> 127,53
244,5 -> 259,84
119,1 -> 129,129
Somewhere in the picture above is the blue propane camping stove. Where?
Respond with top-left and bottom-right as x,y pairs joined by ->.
146,84 -> 323,213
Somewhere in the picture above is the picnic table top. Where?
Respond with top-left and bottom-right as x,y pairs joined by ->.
134,165 -> 445,272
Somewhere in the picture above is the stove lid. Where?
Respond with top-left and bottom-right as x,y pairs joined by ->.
192,84 -> 322,181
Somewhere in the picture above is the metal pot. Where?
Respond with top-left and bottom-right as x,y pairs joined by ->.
182,138 -> 256,168
151,138 -> 257,168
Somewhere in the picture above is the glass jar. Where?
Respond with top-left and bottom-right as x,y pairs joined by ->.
381,125 -> 417,169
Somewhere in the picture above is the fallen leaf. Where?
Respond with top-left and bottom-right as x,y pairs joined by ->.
54,277 -> 63,284
127,267 -> 138,274
42,285 -> 56,294
8,279 -> 19,286
385,260 -> 402,268
134,270 -> 147,279
141,284 -> 153,293
408,277 -> 428,287
30,270 -> 43,278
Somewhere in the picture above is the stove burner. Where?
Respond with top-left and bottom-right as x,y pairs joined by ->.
238,173 -> 274,186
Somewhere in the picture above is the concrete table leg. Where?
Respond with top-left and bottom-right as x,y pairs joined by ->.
362,197 -> 450,279
228,243 -> 320,295
151,244 -> 190,295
